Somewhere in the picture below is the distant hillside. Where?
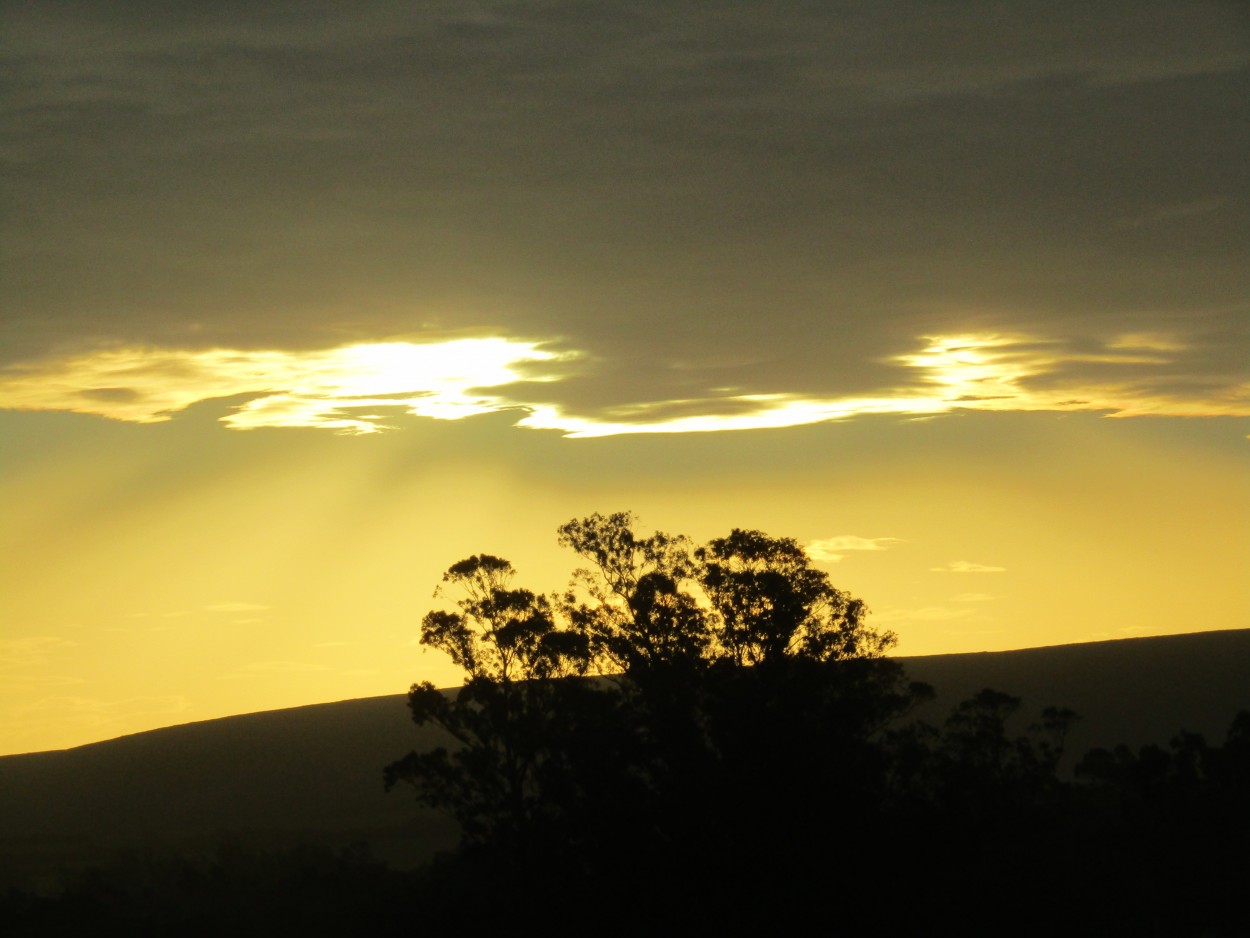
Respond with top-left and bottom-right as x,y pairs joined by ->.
0,696 -> 460,892
901,628 -> 1250,766
2,628 -> 1247,892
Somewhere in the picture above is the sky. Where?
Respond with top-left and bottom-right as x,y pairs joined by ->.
1,1 -> 1247,755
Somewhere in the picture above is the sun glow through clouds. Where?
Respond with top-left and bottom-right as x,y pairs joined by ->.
0,332 -> 1245,436
0,338 -> 569,434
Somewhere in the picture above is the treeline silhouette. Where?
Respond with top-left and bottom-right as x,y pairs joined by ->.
4,514 -> 1246,936
379,514 -> 1249,934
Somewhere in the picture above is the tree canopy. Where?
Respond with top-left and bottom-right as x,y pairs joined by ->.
385,512 -> 1250,934
385,512 -> 926,877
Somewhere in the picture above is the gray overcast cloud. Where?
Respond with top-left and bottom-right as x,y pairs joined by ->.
2,1 -> 1246,423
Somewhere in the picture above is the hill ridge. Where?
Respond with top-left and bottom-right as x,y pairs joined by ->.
2,628 -> 1246,891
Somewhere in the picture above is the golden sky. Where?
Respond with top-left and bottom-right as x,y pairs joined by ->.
1,1 -> 1247,754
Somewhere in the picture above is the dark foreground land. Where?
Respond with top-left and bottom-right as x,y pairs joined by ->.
2,628 -> 1248,935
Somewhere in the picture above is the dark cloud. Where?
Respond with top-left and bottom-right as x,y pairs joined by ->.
2,1 -> 1246,416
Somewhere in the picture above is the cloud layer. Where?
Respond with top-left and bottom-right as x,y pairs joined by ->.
1,2 -> 1245,428
1,331 -> 1244,435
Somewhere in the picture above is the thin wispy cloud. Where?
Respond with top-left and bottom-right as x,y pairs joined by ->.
205,602 -> 269,614
0,675 -> 87,696
872,606 -> 975,624
126,604 -> 269,624
1115,198 -> 1227,229
806,536 -> 903,562
0,636 -> 78,670
0,694 -> 189,754
7,695 -> 189,727
228,661 -> 331,676
932,561 -> 1007,574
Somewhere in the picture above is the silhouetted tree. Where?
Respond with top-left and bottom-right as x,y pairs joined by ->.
385,513 -> 1249,934
557,511 -> 711,675
387,513 -> 922,885
383,554 -> 595,850
1067,711 -> 1250,936
697,527 -> 889,665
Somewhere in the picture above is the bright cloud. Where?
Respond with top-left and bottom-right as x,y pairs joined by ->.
891,333 -> 1250,419
1,332 -> 1245,436
0,338 -> 570,434
806,536 -> 903,562
529,332 -> 1250,436
932,561 -> 1007,573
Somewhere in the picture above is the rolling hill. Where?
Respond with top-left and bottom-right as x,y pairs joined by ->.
2,628 -> 1247,893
